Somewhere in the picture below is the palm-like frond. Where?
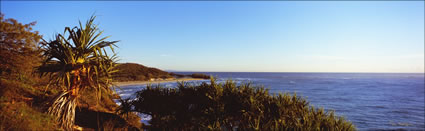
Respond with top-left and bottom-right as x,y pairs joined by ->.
39,15 -> 118,92
38,15 -> 119,130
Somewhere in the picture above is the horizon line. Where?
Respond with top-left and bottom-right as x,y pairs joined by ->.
165,70 -> 425,74
120,63 -> 424,74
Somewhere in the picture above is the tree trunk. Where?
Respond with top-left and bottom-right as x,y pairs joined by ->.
48,91 -> 77,130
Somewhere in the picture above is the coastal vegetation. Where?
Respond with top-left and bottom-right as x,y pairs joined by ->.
188,73 -> 211,79
0,13 -> 42,82
119,78 -> 356,130
1,14 -> 140,130
113,63 -> 173,81
1,13 -> 56,130
1,13 -> 354,130
113,63 -> 211,82
37,15 -> 120,130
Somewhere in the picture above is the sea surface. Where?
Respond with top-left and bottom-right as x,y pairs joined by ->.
116,72 -> 425,130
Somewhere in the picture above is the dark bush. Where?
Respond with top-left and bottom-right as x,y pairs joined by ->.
119,78 -> 355,130
169,72 -> 185,78
189,73 -> 211,79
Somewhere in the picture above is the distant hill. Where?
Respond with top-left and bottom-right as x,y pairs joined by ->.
113,63 -> 173,82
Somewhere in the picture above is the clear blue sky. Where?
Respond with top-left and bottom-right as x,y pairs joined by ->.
1,1 -> 424,72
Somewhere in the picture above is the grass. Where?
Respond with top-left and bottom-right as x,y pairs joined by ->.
0,77 -> 58,130
0,76 -> 142,130
0,100 -> 57,130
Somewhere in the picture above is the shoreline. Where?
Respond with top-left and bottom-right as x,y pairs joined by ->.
113,78 -> 206,87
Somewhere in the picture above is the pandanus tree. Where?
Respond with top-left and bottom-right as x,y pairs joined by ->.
38,16 -> 118,130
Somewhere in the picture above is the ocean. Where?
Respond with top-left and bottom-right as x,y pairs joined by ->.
116,72 -> 425,130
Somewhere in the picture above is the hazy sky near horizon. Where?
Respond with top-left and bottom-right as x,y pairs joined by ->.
1,1 -> 424,72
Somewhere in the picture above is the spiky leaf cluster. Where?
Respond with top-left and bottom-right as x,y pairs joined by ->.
38,15 -> 118,130
38,15 -> 118,98
119,78 -> 355,130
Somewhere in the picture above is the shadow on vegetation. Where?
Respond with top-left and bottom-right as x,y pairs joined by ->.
75,107 -> 140,131
119,78 -> 356,130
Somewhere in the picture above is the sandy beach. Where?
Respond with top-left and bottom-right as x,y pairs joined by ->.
113,78 -> 206,87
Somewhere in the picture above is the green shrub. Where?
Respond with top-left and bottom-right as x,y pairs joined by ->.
119,78 -> 355,130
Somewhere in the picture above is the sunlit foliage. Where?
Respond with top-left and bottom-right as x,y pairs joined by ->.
38,15 -> 118,130
0,13 -> 42,79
